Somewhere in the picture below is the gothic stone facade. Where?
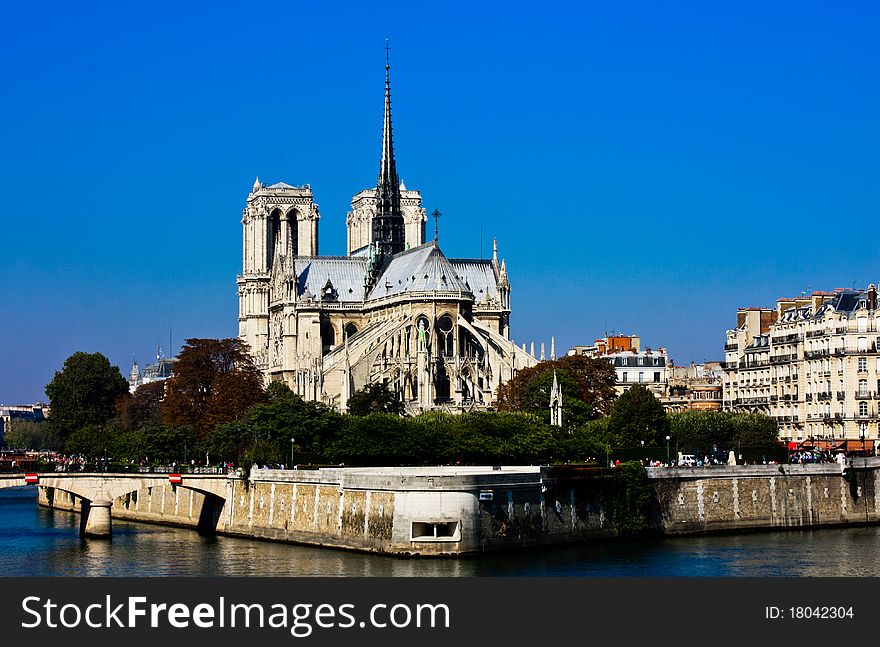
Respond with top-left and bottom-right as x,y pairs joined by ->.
237,62 -> 535,412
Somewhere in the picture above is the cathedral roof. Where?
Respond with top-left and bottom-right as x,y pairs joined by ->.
449,259 -> 499,303
369,243 -> 471,299
295,257 -> 368,302
266,181 -> 298,189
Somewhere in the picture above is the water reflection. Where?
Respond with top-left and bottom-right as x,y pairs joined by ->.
2,489 -> 879,577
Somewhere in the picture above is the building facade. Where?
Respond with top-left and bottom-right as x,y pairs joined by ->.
128,349 -> 177,394
568,334 -> 668,396
723,286 -> 880,446
237,55 -> 535,413
663,362 -> 723,412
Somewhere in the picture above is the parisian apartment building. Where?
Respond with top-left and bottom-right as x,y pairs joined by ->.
723,284 -> 880,447
569,334 -> 668,397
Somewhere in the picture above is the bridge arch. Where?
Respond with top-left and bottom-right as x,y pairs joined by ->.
0,473 -> 235,538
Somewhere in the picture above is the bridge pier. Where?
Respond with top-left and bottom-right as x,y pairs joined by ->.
82,499 -> 112,538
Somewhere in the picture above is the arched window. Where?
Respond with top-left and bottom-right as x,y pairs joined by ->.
344,323 -> 358,341
859,401 -> 869,417
286,209 -> 299,256
320,321 -> 335,356
267,208 -> 283,270
436,315 -> 454,357
434,363 -> 451,400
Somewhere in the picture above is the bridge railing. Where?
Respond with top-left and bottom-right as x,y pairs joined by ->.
0,462 -> 234,475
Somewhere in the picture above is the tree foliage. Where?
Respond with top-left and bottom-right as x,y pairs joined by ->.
115,380 -> 164,431
161,338 -> 266,440
3,420 -> 58,450
44,351 -> 130,442
668,410 -> 779,455
347,382 -> 405,416
496,354 -> 617,427
606,385 -> 669,447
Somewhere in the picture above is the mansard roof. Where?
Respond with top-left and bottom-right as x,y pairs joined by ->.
368,242 -> 470,299
830,290 -> 865,313
295,256 -> 368,302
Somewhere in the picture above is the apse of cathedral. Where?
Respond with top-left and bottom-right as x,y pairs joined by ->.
237,51 -> 536,413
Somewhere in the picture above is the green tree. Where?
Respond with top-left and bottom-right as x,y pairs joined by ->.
45,351 -> 130,443
161,338 -> 266,440
65,424 -> 117,458
347,382 -> 405,416
204,383 -> 343,466
667,410 -> 779,456
558,418 -> 610,464
3,420 -> 58,450
496,354 -> 617,427
606,385 -> 669,447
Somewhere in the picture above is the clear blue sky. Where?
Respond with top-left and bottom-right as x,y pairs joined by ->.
2,1 -> 879,403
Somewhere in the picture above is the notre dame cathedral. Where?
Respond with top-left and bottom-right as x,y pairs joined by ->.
237,52 -> 536,413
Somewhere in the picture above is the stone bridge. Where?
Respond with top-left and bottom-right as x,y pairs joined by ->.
0,472 -> 238,538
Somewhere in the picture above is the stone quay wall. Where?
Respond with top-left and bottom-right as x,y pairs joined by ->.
38,466 -> 618,555
647,459 -> 880,534
38,460 -> 880,555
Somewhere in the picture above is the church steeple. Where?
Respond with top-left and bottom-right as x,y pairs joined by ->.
371,39 -> 405,267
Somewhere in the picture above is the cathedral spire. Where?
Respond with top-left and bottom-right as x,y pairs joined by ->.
371,38 -> 405,269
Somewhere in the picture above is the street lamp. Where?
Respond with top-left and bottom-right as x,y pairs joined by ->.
665,435 -> 671,465
290,437 -> 296,469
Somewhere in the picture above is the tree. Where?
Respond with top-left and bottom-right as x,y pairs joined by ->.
161,338 -> 265,440
667,410 -> 779,457
347,382 -> 405,416
4,420 -> 58,450
45,351 -> 130,442
606,385 -> 669,447
496,354 -> 617,427
203,382 -> 344,466
115,380 -> 164,431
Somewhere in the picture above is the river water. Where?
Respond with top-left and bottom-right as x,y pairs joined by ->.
1,488 -> 878,577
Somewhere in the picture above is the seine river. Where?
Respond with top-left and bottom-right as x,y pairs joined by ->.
2,488 -> 879,577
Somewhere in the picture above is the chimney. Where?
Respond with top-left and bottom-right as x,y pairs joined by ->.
869,284 -> 877,311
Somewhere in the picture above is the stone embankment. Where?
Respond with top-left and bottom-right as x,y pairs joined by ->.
39,459 -> 880,555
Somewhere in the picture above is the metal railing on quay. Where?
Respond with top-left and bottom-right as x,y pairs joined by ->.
0,462 -> 234,475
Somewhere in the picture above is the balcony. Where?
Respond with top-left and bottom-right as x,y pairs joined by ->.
817,392 -> 831,401
721,362 -> 738,370
805,394 -> 813,402
855,391 -> 874,400
772,334 -> 803,345
724,343 -> 739,352
804,349 -> 830,359
837,391 -> 846,400
836,324 -> 878,334
780,394 -> 792,402
838,344 -> 879,355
